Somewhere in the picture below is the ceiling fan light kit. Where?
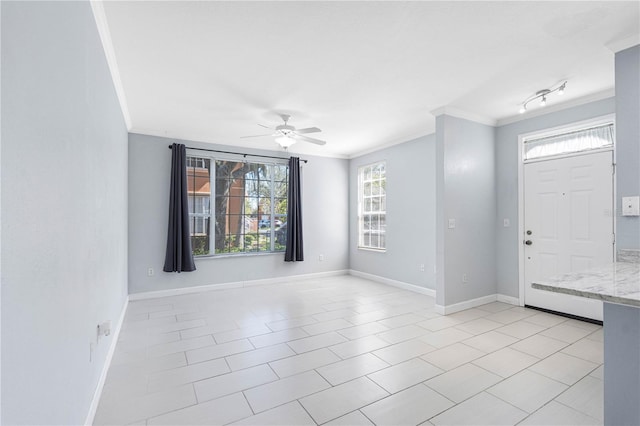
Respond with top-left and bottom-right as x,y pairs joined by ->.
519,81 -> 567,114
241,114 -> 327,150
275,135 -> 296,149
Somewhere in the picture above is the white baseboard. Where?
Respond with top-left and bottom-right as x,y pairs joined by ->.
128,270 -> 350,301
497,294 -> 521,306
348,270 -> 436,298
435,293 -> 523,315
435,294 -> 498,315
84,295 -> 129,426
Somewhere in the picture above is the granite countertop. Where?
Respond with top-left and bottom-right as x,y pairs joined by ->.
532,261 -> 640,307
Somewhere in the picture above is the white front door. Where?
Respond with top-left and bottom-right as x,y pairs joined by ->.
523,150 -> 614,321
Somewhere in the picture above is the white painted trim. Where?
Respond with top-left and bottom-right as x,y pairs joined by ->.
430,106 -> 497,127
129,270 -> 349,301
498,89 -> 615,127
435,294 -> 498,315
497,294 -> 521,306
84,295 -> 129,426
518,114 -> 616,144
349,270 -> 436,298
606,37 -> 640,54
348,132 -> 435,159
518,129 -> 526,308
90,1 -> 132,129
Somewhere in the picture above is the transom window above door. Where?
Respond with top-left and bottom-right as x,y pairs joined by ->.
524,122 -> 614,161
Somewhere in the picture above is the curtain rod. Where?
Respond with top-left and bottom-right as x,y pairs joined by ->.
168,145 -> 308,163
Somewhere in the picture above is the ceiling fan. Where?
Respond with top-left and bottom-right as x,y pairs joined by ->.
241,114 -> 326,149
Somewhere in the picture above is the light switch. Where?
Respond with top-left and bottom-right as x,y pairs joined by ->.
448,218 -> 456,229
622,196 -> 640,216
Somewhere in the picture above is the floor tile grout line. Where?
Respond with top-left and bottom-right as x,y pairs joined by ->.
483,380 -> 561,417
553,397 -> 603,423
101,279 -> 603,425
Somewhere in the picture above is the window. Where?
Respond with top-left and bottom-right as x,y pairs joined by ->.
524,123 -> 614,161
358,161 -> 386,250
187,155 -> 288,256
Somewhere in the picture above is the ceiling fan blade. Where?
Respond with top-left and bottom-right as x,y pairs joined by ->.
295,127 -> 321,134
295,134 -> 326,146
240,133 -> 273,139
257,124 -> 273,129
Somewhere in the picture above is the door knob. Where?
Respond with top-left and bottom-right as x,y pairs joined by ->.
525,240 -> 533,245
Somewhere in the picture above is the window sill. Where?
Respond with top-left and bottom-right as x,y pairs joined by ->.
357,247 -> 386,253
194,251 -> 285,260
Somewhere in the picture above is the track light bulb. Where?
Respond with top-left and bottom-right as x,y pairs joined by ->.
519,106 -> 526,114
558,85 -> 565,96
540,96 -> 547,107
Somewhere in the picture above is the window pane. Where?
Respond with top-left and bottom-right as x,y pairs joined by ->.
245,197 -> 259,215
189,156 -> 286,256
187,156 -> 211,255
258,234 -> 271,252
358,161 -> 386,250
364,182 -> 372,196
274,165 -> 288,182
371,181 -> 380,196
524,123 -> 614,160
245,233 -> 258,251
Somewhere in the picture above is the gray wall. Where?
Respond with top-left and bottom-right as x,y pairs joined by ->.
1,2 -> 128,425
128,133 -> 349,294
615,45 -> 640,249
349,135 -> 437,290
436,115 -> 497,306
603,302 -> 640,425
495,97 -> 616,298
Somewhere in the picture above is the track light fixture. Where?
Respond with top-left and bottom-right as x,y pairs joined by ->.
519,81 -> 567,114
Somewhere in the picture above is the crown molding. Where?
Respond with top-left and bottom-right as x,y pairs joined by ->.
606,35 -> 640,53
497,88 -> 615,127
90,1 -> 132,130
348,131 -> 435,159
430,106 -> 497,127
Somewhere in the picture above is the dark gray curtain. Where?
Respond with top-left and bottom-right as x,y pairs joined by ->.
163,143 -> 196,272
285,157 -> 304,262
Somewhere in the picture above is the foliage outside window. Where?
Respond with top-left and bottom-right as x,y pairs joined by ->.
358,161 -> 386,250
186,155 -> 288,256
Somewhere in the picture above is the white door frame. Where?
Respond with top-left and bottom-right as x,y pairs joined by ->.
517,114 -> 616,306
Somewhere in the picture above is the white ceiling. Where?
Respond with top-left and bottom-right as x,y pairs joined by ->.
101,1 -> 639,158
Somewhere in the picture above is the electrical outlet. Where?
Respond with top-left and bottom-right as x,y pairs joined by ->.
98,321 -> 112,339
462,273 -> 468,283
419,263 -> 425,272
448,218 -> 456,229
318,254 -> 324,262
148,268 -> 154,277
503,219 -> 510,227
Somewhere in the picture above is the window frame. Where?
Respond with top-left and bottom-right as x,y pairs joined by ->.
357,160 -> 387,252
522,118 -> 615,163
186,150 -> 289,258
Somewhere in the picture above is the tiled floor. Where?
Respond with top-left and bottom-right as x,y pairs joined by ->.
94,275 -> 603,425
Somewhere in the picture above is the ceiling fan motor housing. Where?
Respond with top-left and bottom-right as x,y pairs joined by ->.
275,124 -> 295,136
